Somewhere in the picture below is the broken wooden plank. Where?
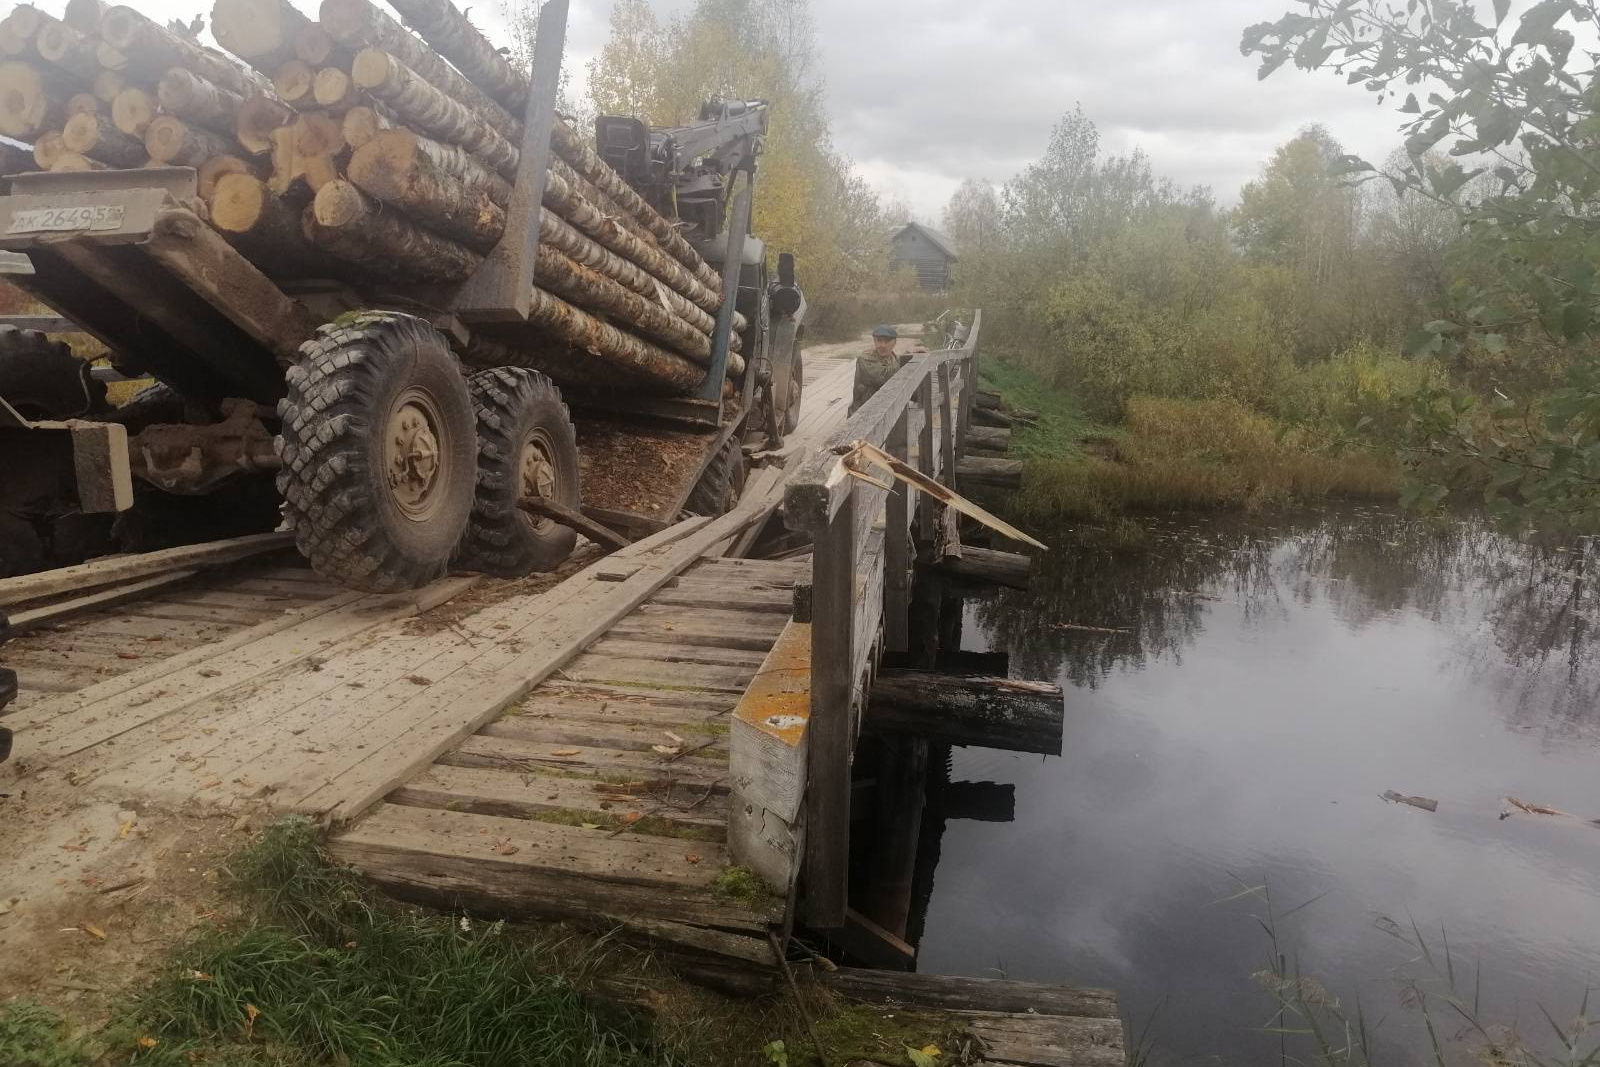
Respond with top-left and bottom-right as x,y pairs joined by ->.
1,570 -> 200,635
0,533 -> 293,607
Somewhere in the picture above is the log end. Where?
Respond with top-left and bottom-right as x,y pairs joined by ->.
143,114 -> 188,162
96,6 -> 140,50
311,178 -> 367,228
348,47 -> 392,92
209,171 -> 269,233
110,86 -> 154,136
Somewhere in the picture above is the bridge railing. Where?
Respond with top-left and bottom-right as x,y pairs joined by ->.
781,309 -> 982,928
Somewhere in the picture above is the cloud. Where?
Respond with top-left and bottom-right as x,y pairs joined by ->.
84,0 -> 1413,223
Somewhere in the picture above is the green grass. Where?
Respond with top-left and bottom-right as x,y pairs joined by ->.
979,356 -> 1400,523
0,819 -> 978,1067
978,356 -> 1112,460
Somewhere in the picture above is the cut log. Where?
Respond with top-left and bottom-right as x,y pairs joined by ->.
50,151 -> 107,171
925,545 -> 1033,590
519,287 -> 707,394
867,669 -> 1064,755
0,22 -> 25,59
956,456 -> 1023,490
292,22 -> 341,67
63,0 -> 108,34
235,92 -> 293,155
536,197 -> 724,345
350,47 -> 517,178
340,103 -> 391,148
383,0 -> 528,110
210,0 -> 314,73
965,424 -> 1010,451
1,6 -> 46,44
290,109 -> 345,156
145,115 -> 236,166
99,7 -> 267,97
196,153 -> 254,199
543,160 -> 727,324
319,0 -> 515,134
65,92 -> 99,117
33,20 -> 100,82
63,110 -> 146,166
93,40 -> 126,70
0,60 -> 64,139
311,66 -> 358,112
271,58 -> 315,110
266,121 -> 340,195
109,86 -> 155,136
210,171 -> 306,245
974,389 -> 1002,410
305,179 -> 479,282
31,129 -> 65,169
346,127 -> 506,250
0,532 -> 290,606
158,68 -> 245,129
549,119 -> 723,295
90,68 -> 124,103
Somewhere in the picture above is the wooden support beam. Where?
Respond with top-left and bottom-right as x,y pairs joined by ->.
915,376 -> 936,537
966,424 -> 1010,451
803,492 -> 854,928
937,361 -> 956,488
825,907 -> 915,971
859,734 -> 927,938
867,669 -> 1063,755
821,968 -> 1121,1018
956,456 -> 1023,490
974,389 -> 1003,410
883,408 -> 910,654
924,545 -> 1032,590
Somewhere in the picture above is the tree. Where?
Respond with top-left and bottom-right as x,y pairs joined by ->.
1242,0 -> 1600,522
943,177 -> 1000,256
585,0 -> 891,302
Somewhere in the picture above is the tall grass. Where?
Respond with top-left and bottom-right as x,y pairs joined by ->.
1012,394 -> 1401,526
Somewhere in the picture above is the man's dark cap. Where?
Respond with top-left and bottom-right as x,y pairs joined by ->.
872,325 -> 898,340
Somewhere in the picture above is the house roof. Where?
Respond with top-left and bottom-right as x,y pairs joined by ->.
891,221 -> 959,260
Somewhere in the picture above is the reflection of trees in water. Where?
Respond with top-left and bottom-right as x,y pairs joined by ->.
974,506 -> 1600,737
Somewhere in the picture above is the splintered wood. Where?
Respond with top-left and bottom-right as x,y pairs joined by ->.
0,0 -> 743,398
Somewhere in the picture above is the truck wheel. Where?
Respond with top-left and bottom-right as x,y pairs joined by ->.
0,513 -> 45,577
455,368 -> 580,577
0,325 -> 106,419
685,436 -> 747,517
276,312 -> 476,592
782,350 -> 804,434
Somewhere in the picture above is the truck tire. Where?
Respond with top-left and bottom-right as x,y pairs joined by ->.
782,350 -> 804,434
685,436 -> 747,517
0,513 -> 45,577
276,312 -> 476,592
455,368 -> 580,577
0,325 -> 105,419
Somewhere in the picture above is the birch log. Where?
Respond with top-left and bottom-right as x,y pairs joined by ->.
349,48 -> 517,178
382,0 -> 528,110
158,68 -> 245,128
110,87 -> 155,136
145,114 -> 236,166
305,179 -> 479,281
64,110 -> 146,166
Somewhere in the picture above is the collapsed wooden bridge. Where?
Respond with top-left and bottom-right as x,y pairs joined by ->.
0,318 -> 1123,1065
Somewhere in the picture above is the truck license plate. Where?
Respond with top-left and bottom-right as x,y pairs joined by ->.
6,204 -> 126,235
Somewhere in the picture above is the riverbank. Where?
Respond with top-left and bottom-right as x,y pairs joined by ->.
978,358 -> 1401,527
0,819 -> 974,1067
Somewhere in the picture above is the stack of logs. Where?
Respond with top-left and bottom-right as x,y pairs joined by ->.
0,0 -> 741,394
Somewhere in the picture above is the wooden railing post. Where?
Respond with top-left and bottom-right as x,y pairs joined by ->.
937,360 -> 956,483
803,488 -> 855,928
915,377 -> 936,538
884,409 -> 910,654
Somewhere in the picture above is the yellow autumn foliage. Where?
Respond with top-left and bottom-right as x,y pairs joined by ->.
587,0 -> 909,327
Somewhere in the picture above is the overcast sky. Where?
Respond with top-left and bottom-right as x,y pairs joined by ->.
555,0 -> 1413,220
103,0 -> 1418,220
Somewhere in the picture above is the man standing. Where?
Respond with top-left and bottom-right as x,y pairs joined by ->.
852,324 -> 915,413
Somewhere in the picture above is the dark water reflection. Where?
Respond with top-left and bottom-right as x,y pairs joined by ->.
916,506 -> 1600,1065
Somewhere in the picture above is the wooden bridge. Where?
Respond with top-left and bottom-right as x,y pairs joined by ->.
1,317 -> 1122,1065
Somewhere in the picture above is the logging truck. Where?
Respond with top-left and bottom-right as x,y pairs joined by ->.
0,0 -> 805,590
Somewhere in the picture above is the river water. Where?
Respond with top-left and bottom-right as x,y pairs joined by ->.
914,506 -> 1600,1065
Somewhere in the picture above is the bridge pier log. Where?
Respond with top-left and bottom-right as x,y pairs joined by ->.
957,456 -> 1023,490
866,669 -> 1064,755
924,545 -> 1032,589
